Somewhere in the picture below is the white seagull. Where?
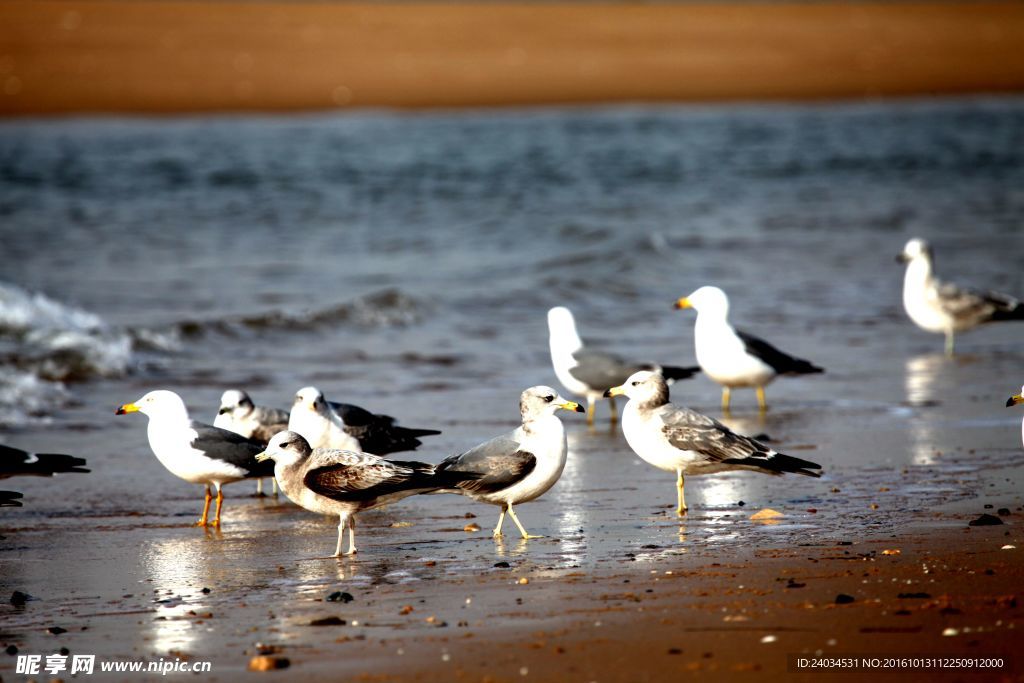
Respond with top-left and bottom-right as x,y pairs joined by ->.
117,390 -> 274,527
214,389 -> 289,495
256,431 -> 475,556
674,286 -> 823,412
436,386 -> 583,539
606,371 -> 821,516
899,237 -> 1024,356
547,306 -> 699,425
288,386 -> 441,454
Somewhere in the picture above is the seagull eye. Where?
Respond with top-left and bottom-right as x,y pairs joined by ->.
279,441 -> 289,449
542,395 -> 554,403
631,381 -> 640,386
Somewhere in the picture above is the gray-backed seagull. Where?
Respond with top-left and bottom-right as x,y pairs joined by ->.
436,386 -> 583,539
674,286 -> 823,412
117,390 -> 273,527
899,237 -> 1024,356
215,389 -> 289,495
606,371 -> 821,516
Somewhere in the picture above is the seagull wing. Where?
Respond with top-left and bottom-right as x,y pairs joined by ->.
736,330 -> 824,376
438,433 -> 536,494
657,405 -> 821,476
190,423 -> 274,477
302,449 -> 436,501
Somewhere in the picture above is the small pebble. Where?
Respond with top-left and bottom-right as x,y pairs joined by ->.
463,523 -> 481,532
10,591 -> 29,606
327,591 -> 354,603
760,635 -> 776,644
968,514 -> 1003,527
835,594 -> 855,605
248,655 -> 290,671
493,561 -> 510,568
518,577 -> 529,585
308,616 -> 345,626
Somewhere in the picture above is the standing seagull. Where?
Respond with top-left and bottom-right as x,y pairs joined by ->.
547,307 -> 699,425
606,371 -> 821,516
1007,387 -> 1024,447
899,238 -> 1024,356
436,386 -> 583,539
256,431 -> 473,556
214,389 -> 289,495
117,390 -> 273,527
674,286 -> 823,412
289,386 -> 441,454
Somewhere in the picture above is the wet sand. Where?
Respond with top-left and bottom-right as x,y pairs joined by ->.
3,357 -> 1024,680
2,2 -> 1024,115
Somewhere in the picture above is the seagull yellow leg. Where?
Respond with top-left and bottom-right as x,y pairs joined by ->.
271,478 -> 279,497
344,516 -> 357,555
195,485 -> 213,527
493,506 -> 507,537
721,387 -> 731,413
756,386 -> 767,412
508,503 -> 543,539
210,485 -> 224,528
586,398 -> 596,426
608,395 -> 618,424
945,331 -> 955,357
255,478 -> 265,497
676,470 -> 687,517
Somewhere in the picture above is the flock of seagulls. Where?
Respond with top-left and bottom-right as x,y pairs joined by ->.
5,237 -> 1024,557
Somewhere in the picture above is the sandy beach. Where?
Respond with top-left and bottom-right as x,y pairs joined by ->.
1,2 -> 1024,115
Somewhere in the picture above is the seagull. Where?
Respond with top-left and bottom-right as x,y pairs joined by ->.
674,286 -> 823,412
436,386 -> 584,539
214,389 -> 289,495
256,431 -> 475,556
0,443 -> 89,507
899,238 -> 1024,356
606,371 -> 821,516
288,386 -> 441,454
116,390 -> 274,527
1007,387 -> 1024,447
547,306 -> 699,425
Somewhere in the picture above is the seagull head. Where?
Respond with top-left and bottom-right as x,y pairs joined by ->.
116,389 -> 189,420
293,386 -> 329,416
898,238 -> 932,264
256,430 -> 312,466
604,370 -> 670,406
218,389 -> 253,416
1007,386 -> 1024,408
520,385 -> 583,421
547,306 -> 583,348
675,286 -> 729,316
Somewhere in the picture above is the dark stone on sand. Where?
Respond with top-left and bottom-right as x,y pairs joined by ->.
47,626 -> 67,635
327,591 -> 354,603
10,591 -> 29,606
667,648 -> 683,655
897,592 -> 931,599
201,587 -> 211,594
641,544 -> 660,549
493,561 -> 510,568
737,501 -> 746,507
309,616 -> 346,626
786,581 -> 806,589
998,508 -> 1011,516
6,645 -> 17,656
968,514 -> 1003,527
835,594 -> 855,605
984,504 -> 993,509
837,541 -> 853,546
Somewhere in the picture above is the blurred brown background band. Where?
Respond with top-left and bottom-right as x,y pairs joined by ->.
2,1 -> 1023,115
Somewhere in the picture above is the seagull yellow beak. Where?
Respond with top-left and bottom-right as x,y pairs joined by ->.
559,401 -> 584,413
604,385 -> 625,398
115,402 -> 139,415
254,451 -> 271,462
1006,394 -> 1024,407
674,297 -> 692,310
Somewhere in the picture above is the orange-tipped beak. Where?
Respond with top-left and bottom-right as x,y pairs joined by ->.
116,402 -> 139,415
674,297 -> 692,310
